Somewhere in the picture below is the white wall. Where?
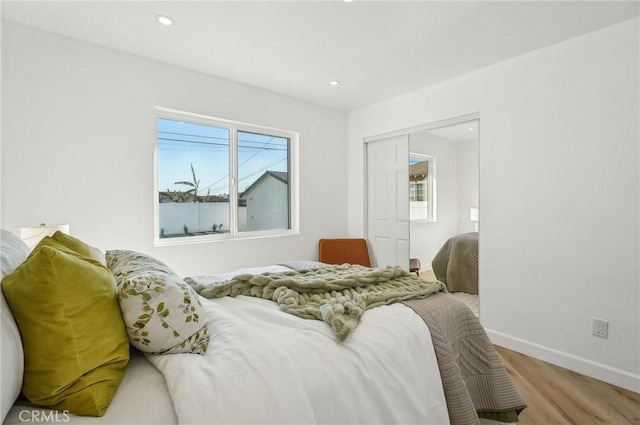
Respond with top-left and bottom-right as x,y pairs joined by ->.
1,22 -> 349,276
0,11 -> 3,229
409,133 -> 459,271
348,18 -> 640,392
457,138 -> 479,233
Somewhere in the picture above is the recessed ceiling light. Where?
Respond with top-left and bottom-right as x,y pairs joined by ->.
468,127 -> 475,131
329,80 -> 340,86
156,15 -> 175,26
344,0 -> 354,3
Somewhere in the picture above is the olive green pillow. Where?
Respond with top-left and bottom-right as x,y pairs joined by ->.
1,240 -> 129,417
51,231 -> 106,266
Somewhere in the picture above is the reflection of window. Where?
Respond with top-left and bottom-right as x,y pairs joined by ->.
409,153 -> 436,222
410,180 -> 426,202
155,107 -> 298,245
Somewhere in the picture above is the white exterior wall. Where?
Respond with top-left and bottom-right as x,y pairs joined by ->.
348,19 -> 640,392
158,203 -> 241,236
245,178 -> 288,232
1,21 -> 348,276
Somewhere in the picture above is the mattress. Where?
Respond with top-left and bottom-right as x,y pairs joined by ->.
3,350 -> 177,425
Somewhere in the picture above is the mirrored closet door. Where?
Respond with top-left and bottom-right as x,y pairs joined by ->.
365,115 -> 480,316
409,119 -> 479,316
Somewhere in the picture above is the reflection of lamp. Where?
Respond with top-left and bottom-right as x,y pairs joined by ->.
470,208 -> 479,232
17,224 -> 70,249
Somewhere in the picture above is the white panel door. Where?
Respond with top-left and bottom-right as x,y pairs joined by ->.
366,135 -> 409,270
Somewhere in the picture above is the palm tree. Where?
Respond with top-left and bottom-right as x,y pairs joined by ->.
175,164 -> 200,202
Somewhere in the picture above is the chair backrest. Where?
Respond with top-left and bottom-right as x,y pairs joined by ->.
318,238 -> 371,267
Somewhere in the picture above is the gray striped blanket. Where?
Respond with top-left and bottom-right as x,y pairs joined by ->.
404,294 -> 526,424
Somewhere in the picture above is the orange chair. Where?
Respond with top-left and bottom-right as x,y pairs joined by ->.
318,238 -> 371,267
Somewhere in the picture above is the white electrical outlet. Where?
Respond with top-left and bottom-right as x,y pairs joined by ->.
592,318 -> 609,339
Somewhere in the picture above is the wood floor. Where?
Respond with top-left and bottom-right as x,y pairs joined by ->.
418,268 -> 639,424
495,346 -> 640,425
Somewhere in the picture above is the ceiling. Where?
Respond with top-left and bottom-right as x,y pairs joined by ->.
2,1 -> 639,111
425,120 -> 479,143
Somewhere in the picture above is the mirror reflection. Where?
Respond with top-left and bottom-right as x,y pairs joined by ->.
409,119 -> 479,317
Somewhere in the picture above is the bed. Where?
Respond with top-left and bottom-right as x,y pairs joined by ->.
432,232 -> 479,295
1,229 -> 525,425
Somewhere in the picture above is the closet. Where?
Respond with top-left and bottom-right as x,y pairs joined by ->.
365,114 -> 479,285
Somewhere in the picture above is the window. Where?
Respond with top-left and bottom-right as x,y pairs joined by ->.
155,107 -> 298,245
409,153 -> 436,222
409,180 -> 426,202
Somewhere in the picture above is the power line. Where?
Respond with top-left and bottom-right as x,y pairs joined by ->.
238,136 -> 275,169
238,156 -> 287,189
159,130 -> 288,148
159,137 -> 286,151
158,130 -> 226,141
199,155 -> 288,195
158,129 -> 289,196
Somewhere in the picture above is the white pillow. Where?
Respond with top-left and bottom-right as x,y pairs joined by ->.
0,229 -> 30,423
106,250 -> 209,355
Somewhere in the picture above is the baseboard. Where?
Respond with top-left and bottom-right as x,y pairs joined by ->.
486,329 -> 640,394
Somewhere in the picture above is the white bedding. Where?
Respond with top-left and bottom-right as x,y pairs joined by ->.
147,265 -> 450,425
4,350 -> 177,425
4,265 -> 450,425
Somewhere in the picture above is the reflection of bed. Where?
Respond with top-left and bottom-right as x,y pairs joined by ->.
432,232 -> 479,295
1,230 -> 524,425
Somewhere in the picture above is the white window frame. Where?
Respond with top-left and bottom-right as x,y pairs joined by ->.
154,107 -> 299,246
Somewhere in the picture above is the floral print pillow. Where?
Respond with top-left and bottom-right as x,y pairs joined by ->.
106,250 -> 209,355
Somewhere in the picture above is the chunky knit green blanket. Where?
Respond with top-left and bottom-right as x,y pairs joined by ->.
185,264 -> 446,342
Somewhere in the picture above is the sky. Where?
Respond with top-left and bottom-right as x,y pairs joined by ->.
157,118 -> 288,197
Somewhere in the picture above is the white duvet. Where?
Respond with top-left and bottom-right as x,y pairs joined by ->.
148,266 -> 450,425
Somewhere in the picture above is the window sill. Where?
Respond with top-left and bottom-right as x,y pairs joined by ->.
154,228 -> 299,247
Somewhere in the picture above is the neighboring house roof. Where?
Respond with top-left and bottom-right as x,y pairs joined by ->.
409,161 -> 428,181
240,171 -> 288,199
